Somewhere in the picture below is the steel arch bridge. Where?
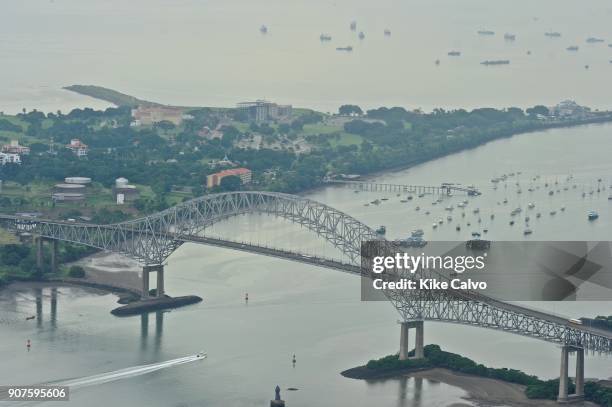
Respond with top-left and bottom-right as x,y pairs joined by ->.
1,191 -> 611,354
2,191 -> 379,266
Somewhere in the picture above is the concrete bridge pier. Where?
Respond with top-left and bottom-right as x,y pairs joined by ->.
575,347 -> 585,398
156,267 -> 165,297
50,239 -> 58,272
34,237 -> 59,272
399,320 -> 425,360
414,321 -> 424,359
142,268 -> 150,299
399,322 -> 409,360
558,345 -> 585,403
141,265 -> 165,299
36,235 -> 44,270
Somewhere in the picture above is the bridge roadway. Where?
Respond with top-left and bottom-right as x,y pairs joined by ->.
179,234 -> 361,275
0,191 -> 610,355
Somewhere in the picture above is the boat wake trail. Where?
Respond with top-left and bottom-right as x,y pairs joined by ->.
1,354 -> 206,406
56,353 -> 206,389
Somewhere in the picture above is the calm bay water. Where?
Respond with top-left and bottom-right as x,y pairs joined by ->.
2,0 -> 612,114
1,123 -> 612,406
2,0 -> 612,404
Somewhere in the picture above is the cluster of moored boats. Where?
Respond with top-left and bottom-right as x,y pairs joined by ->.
488,173 -> 608,234
358,172 -> 608,241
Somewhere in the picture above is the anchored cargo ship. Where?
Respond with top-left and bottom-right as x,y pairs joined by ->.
481,60 -> 510,65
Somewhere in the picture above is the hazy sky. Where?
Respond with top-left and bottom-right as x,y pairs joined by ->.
2,0 -> 612,113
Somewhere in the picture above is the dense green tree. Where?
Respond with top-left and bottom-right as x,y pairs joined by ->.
219,175 -> 242,191
339,105 -> 363,116
526,105 -> 550,116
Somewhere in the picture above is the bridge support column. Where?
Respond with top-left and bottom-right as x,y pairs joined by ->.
399,322 -> 409,360
558,345 -> 569,402
414,321 -> 424,359
142,267 -> 150,299
50,239 -> 58,273
575,348 -> 584,399
142,265 -> 164,299
558,345 -> 585,403
36,236 -> 43,270
156,266 -> 165,297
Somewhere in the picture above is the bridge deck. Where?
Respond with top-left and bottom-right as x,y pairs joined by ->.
181,235 -> 361,275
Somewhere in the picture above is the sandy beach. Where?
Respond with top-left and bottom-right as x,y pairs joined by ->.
408,368 -> 598,407
68,251 -> 142,294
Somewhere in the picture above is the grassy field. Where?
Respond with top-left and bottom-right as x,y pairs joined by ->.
0,115 -> 27,143
319,132 -> 363,147
0,228 -> 19,244
0,114 -> 55,146
301,123 -> 342,136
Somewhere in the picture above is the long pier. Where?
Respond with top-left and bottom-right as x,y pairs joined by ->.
325,179 -> 481,196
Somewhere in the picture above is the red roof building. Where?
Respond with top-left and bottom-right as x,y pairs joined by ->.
66,139 -> 88,157
206,168 -> 252,189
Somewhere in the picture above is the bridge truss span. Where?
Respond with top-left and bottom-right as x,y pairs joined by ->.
0,191 -> 611,353
0,191 -> 381,265
388,288 -> 612,353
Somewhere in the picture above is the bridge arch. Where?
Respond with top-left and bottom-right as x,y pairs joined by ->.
2,191 -> 380,265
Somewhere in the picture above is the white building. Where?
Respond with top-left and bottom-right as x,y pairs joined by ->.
236,100 -> 292,123
549,100 -> 591,118
66,139 -> 88,157
114,177 -> 139,203
0,153 -> 21,165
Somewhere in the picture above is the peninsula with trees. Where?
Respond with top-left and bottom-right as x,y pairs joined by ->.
343,345 -> 612,406
1,85 -> 612,287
